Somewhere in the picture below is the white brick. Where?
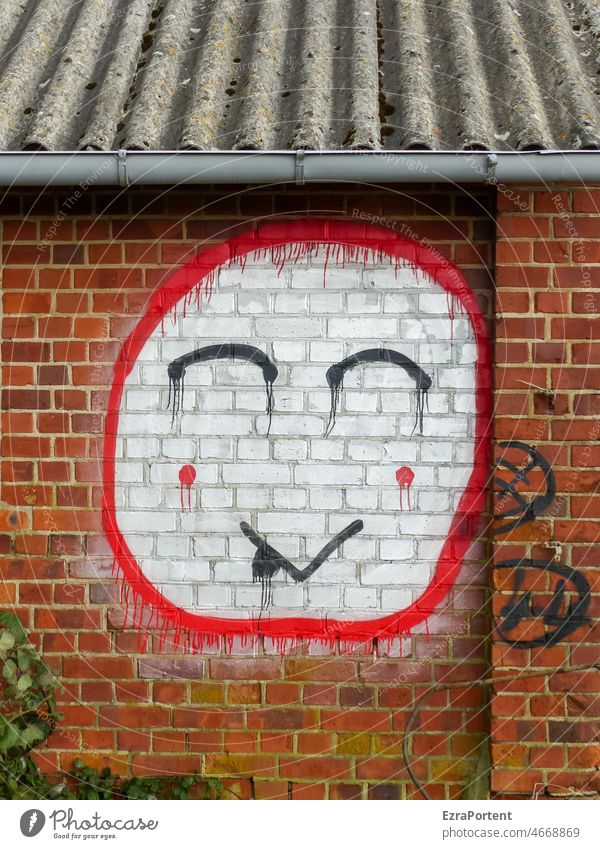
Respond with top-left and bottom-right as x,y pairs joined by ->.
236,488 -> 270,509
271,585 -> 304,607
178,316 -> 253,338
438,368 -> 475,390
125,536 -> 154,556
310,440 -> 344,460
348,440 -> 380,461
181,414 -> 253,436
143,556 -> 210,582
114,461 -> 144,482
420,442 -> 452,462
274,292 -> 307,313
382,292 -> 417,313
327,317 -> 396,339
157,536 -> 190,557
345,391 -> 378,412
359,515 -> 398,536
197,585 -> 233,608
418,293 -> 450,314
347,293 -> 380,313
118,511 -> 176,532
345,488 -> 378,510
201,488 -> 233,508
379,539 -> 415,561
307,391 -> 333,414
344,586 -> 378,608
256,318 -> 321,338
237,292 -> 271,314
379,392 -> 412,413
223,464 -> 290,484
120,414 -> 172,435
180,511 -> 246,533
201,390 -> 234,411
310,341 -> 344,361
159,584 -> 193,608
308,293 -> 344,313
417,490 -> 452,512
272,340 -> 306,362
343,538 -> 376,560
274,439 -> 308,461
361,562 -> 415,585
381,588 -> 413,609
295,464 -> 362,485
261,415 -> 322,436
453,393 -> 477,414
235,389 -> 276,411
381,443 -> 418,462
123,436 -> 160,459
193,537 -> 226,557
307,586 -> 341,607
234,585 -> 265,607
213,560 -> 253,582
128,488 -> 161,509
326,415 -> 396,437
125,389 -> 159,411
201,292 -> 235,313
309,489 -> 342,510
417,343 -> 451,364
162,438 -> 196,460
257,512 -> 325,534
273,488 -> 306,509
200,438 -> 235,459
237,439 -> 270,460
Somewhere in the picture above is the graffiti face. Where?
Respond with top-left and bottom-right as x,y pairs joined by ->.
104,222 -> 490,644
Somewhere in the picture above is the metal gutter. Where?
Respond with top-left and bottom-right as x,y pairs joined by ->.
0,150 -> 598,187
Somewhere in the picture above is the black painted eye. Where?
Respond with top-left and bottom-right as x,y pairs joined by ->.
325,348 -> 432,436
167,343 -> 277,433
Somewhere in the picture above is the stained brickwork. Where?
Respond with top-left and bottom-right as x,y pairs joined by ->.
493,187 -> 600,798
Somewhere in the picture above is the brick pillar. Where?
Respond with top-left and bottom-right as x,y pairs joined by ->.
493,187 -> 600,797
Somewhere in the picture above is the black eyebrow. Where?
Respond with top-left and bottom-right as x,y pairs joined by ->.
167,343 -> 278,432
325,348 -> 432,436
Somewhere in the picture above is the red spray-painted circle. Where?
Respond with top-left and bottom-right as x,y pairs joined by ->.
102,219 -> 492,646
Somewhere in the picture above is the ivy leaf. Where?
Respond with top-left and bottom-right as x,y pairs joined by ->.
21,725 -> 46,746
0,722 -> 22,753
0,613 -> 27,645
15,673 -> 33,693
16,647 -> 32,673
2,659 -> 17,684
37,667 -> 57,689
0,630 -> 15,653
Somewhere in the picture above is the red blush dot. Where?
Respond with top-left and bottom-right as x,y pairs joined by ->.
179,465 -> 196,486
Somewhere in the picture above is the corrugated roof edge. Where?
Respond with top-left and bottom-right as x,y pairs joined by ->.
0,150 -> 598,186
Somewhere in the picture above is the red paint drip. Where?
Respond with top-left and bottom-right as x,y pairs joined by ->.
179,464 -> 196,511
395,466 -> 415,510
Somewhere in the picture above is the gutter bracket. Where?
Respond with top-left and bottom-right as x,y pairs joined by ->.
485,153 -> 498,184
295,149 -> 306,185
117,149 -> 130,188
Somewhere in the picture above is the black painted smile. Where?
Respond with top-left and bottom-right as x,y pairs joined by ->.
240,519 -> 364,609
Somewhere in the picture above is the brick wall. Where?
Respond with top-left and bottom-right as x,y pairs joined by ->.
493,187 -> 600,798
3,184 -> 492,799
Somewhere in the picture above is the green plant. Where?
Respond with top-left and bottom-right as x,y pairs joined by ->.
0,611 -> 62,799
0,612 -> 222,800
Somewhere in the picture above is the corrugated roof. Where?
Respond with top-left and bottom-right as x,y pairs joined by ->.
0,0 -> 598,152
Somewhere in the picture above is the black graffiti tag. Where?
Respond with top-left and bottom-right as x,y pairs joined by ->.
496,559 -> 591,648
494,440 -> 556,534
